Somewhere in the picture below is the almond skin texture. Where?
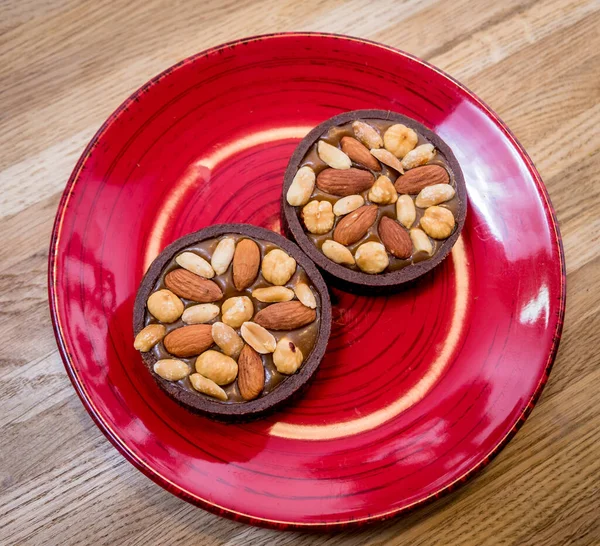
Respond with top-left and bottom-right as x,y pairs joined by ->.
237,344 -> 265,401
394,165 -> 449,194
232,238 -> 260,290
164,270 -> 223,302
316,168 -> 374,197
253,301 -> 317,330
163,324 -> 213,357
333,205 -> 378,246
378,216 -> 412,259
340,136 -> 381,170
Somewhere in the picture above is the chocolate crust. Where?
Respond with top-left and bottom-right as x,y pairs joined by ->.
133,224 -> 332,420
281,109 -> 468,292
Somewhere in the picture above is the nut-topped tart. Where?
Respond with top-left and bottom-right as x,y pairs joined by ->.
133,224 -> 331,419
282,109 -> 467,291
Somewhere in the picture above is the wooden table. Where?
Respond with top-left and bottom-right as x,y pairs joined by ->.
2,1 -> 599,544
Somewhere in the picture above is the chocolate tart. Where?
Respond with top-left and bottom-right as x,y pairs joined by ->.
281,109 -> 467,292
133,224 -> 331,420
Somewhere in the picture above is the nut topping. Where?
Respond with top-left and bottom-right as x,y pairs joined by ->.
211,237 -> 235,275
317,140 -> 352,169
147,289 -> 184,323
251,286 -> 295,303
333,195 -> 364,216
195,350 -> 238,385
240,322 -> 277,354
383,124 -> 418,158
333,205 -> 378,246
189,373 -> 227,401
322,240 -> 355,265
355,241 -> 389,274
232,238 -> 260,290
221,296 -> 253,328
154,359 -> 190,381
261,249 -> 297,286
352,120 -> 383,149
420,206 -> 456,239
165,269 -> 223,302
396,195 -> 416,229
134,324 -> 166,352
302,200 -> 334,234
401,143 -> 435,170
340,136 -> 381,170
286,165 -> 316,206
415,184 -> 456,208
175,251 -> 215,279
237,345 -> 264,401
368,175 -> 398,205
273,338 -> 304,375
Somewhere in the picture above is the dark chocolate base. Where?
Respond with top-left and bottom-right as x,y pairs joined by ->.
133,224 -> 332,421
281,109 -> 468,293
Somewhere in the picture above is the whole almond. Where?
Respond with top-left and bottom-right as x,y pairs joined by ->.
316,168 -> 374,197
147,289 -> 184,323
340,136 -> 380,170
370,148 -> 404,173
378,216 -> 412,259
195,350 -> 238,385
211,237 -> 236,275
154,359 -> 190,381
163,324 -> 213,357
134,324 -> 167,352
240,322 -> 277,354
317,140 -> 351,169
165,269 -> 223,302
189,373 -> 227,401
232,238 -> 260,290
394,165 -> 449,194
252,286 -> 295,303
253,301 -> 316,330
175,252 -> 214,279
333,205 -> 378,246
237,344 -> 265,401
352,121 -> 383,149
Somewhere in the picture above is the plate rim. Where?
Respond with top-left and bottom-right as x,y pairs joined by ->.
47,31 -> 566,530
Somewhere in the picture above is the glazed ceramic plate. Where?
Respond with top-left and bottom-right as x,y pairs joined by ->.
48,33 -> 565,529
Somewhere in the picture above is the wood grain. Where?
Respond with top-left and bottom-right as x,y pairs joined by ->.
1,0 -> 599,544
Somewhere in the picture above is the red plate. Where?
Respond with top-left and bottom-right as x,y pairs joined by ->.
48,33 -> 565,529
